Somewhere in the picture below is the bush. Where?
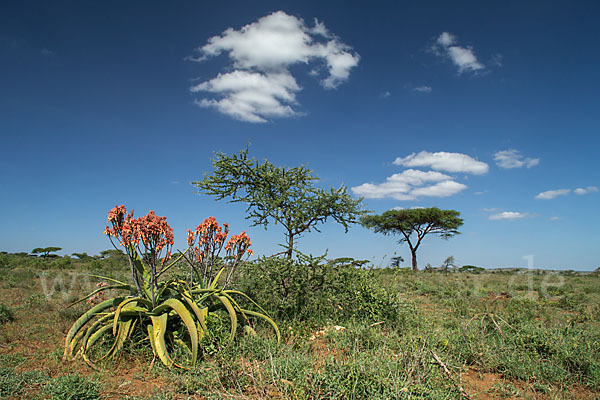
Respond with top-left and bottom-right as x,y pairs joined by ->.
48,257 -> 73,270
236,256 -> 400,324
0,304 -> 14,324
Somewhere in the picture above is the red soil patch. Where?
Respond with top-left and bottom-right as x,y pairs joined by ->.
461,368 -> 598,400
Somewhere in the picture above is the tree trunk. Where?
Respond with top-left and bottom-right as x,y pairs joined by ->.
411,250 -> 418,272
286,234 -> 294,259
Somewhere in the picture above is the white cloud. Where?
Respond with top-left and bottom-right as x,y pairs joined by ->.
489,211 -> 528,220
550,216 -> 561,221
380,91 -> 391,98
191,71 -> 300,123
394,151 -> 489,175
354,151 -> 485,202
494,149 -> 539,169
189,11 -> 359,122
574,186 -> 598,195
437,32 -> 455,47
410,180 -> 467,197
351,169 -> 466,200
535,189 -> 570,200
432,32 -> 484,73
412,86 -> 432,93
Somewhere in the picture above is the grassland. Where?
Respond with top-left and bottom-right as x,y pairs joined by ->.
0,252 -> 599,399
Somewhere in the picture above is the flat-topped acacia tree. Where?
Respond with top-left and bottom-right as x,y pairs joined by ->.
193,148 -> 366,259
31,247 -> 62,259
361,207 -> 463,272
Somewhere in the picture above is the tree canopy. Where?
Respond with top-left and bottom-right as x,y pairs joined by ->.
71,252 -> 92,260
361,207 -> 463,271
99,249 -> 127,260
193,148 -> 366,258
31,247 -> 62,259
441,255 -> 457,274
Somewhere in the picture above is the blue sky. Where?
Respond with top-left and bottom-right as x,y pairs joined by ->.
1,1 -> 599,269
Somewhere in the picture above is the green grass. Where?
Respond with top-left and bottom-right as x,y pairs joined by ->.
42,374 -> 100,400
0,362 -> 49,399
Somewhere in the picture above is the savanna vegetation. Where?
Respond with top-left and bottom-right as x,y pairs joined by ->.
2,245 -> 600,399
1,151 -> 599,399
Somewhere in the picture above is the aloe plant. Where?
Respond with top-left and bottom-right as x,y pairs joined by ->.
63,206 -> 279,369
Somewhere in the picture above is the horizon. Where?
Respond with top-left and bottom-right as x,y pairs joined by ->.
2,249 -> 597,273
1,1 -> 599,270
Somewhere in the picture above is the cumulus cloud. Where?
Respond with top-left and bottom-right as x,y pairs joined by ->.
489,211 -> 528,220
494,149 -> 540,169
351,169 -> 466,201
574,186 -> 598,195
191,71 -> 300,123
412,86 -> 432,93
353,151 -> 487,201
410,180 -> 467,197
432,32 -> 484,73
393,151 -> 489,175
535,189 -> 570,200
189,11 -> 359,122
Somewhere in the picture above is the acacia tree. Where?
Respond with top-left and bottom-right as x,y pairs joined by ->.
71,252 -> 92,260
31,247 -> 62,259
390,256 -> 404,268
193,148 -> 365,259
361,208 -> 463,272
441,255 -> 456,274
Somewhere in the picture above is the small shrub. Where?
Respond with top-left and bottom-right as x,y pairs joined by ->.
237,256 -> 400,324
492,381 -> 521,398
557,292 -> 586,310
48,257 -> 73,270
0,304 -> 15,324
25,293 -> 48,307
504,298 -> 541,323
